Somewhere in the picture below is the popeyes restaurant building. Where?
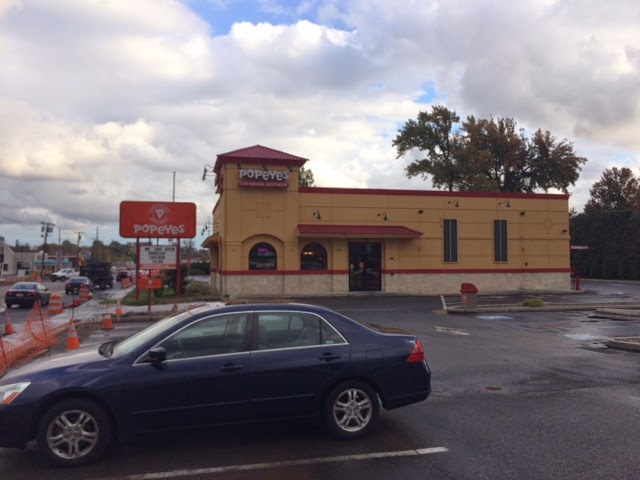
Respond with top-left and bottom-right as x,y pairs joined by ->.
202,145 -> 572,297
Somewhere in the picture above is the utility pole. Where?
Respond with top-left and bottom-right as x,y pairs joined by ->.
74,231 -> 84,269
40,221 -> 54,279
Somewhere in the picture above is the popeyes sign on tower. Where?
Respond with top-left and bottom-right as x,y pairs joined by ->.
119,201 -> 197,239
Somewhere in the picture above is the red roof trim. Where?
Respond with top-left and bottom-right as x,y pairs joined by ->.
297,224 -> 423,237
214,145 -> 308,173
299,187 -> 569,200
217,268 -> 570,276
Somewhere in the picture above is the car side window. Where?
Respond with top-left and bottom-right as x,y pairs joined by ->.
159,313 -> 249,360
256,312 -> 346,350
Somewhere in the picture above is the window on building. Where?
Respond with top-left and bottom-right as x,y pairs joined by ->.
494,220 -> 508,262
300,242 -> 328,270
249,242 -> 277,270
443,219 -> 458,263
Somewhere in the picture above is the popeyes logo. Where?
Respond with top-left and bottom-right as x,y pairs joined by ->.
120,201 -> 197,238
238,167 -> 289,188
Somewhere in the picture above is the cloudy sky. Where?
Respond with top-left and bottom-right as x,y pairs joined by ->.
1,0 -> 639,249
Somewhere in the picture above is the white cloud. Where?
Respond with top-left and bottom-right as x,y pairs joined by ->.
1,0 -> 639,248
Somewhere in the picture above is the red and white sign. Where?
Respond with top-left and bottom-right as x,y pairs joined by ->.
139,246 -> 177,270
120,201 -> 196,238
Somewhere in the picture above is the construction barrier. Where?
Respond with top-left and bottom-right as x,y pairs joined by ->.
115,300 -> 122,322
4,312 -> 15,335
66,319 -> 80,350
47,294 -> 64,315
0,302 -> 60,376
79,286 -> 89,304
102,305 -> 114,330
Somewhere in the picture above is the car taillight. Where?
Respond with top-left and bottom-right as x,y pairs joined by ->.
407,339 -> 425,363
6,292 -> 14,297
26,291 -> 35,297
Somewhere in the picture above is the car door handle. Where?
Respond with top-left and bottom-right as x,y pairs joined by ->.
318,353 -> 341,362
219,364 -> 244,372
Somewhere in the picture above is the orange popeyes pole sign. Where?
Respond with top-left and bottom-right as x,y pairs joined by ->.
119,201 -> 197,239
120,201 -> 197,303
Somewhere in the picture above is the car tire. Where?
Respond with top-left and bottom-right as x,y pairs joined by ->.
51,277 -> 57,282
36,398 -> 112,467
42,296 -> 50,306
5,302 -> 12,308
323,380 -> 379,439
59,276 -> 66,282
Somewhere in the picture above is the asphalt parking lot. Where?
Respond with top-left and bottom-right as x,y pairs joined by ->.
1,279 -> 640,479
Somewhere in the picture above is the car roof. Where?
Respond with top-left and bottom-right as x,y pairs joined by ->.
12,282 -> 39,287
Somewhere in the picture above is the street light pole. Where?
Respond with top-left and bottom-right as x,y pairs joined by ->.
40,222 -> 54,280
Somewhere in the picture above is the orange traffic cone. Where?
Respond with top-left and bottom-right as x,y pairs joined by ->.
115,300 -> 122,322
66,319 -> 80,350
4,313 -> 15,335
101,305 -> 114,330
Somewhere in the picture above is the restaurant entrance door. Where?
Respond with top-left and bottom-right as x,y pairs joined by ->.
348,242 -> 382,292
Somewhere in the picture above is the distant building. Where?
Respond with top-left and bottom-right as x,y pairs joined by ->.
202,145 -> 571,297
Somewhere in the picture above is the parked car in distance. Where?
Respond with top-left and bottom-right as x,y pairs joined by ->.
4,282 -> 51,308
0,303 -> 431,466
64,277 -> 94,295
49,268 -> 79,282
115,270 -> 129,282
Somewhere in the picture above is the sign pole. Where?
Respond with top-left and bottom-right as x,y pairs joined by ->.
135,238 -> 140,301
177,239 -> 181,298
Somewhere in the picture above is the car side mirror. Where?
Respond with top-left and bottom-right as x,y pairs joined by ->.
147,347 -> 167,364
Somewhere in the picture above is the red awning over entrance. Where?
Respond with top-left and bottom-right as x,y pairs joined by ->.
297,224 -> 422,238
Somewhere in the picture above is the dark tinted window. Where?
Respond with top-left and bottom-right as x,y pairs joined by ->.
300,242 -> 328,270
494,220 -> 508,262
249,243 -> 277,270
443,218 -> 458,263
256,312 -> 346,350
160,313 -> 249,360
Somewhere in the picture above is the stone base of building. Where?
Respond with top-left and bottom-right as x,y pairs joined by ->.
208,272 -> 571,298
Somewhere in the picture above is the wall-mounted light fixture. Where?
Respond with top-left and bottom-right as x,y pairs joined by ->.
312,210 -> 321,220
262,164 -> 268,171
288,165 -> 294,172
378,212 -> 388,221
237,162 -> 242,170
418,209 -> 424,214
448,200 -> 460,208
202,164 -> 215,181
520,211 -> 526,216
498,200 -> 511,208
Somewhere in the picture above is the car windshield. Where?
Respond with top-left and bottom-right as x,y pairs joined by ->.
111,309 -> 195,357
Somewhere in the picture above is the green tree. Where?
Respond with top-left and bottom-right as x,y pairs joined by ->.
584,167 -> 640,212
298,166 -> 315,187
393,106 -> 587,193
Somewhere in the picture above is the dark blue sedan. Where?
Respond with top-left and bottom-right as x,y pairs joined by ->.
0,303 -> 431,466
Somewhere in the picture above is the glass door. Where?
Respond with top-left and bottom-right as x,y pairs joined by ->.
348,242 -> 382,292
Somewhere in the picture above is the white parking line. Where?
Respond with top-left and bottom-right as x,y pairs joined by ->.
95,447 -> 449,480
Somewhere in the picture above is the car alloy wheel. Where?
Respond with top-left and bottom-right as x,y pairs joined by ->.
37,398 -> 112,466
324,381 -> 379,438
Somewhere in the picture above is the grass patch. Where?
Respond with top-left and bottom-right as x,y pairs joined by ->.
117,281 -> 222,307
523,298 -> 544,308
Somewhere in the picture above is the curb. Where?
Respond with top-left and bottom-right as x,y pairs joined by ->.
606,338 -> 640,352
446,303 -> 640,314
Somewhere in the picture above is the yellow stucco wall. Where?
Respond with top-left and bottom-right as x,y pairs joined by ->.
208,158 -> 571,296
